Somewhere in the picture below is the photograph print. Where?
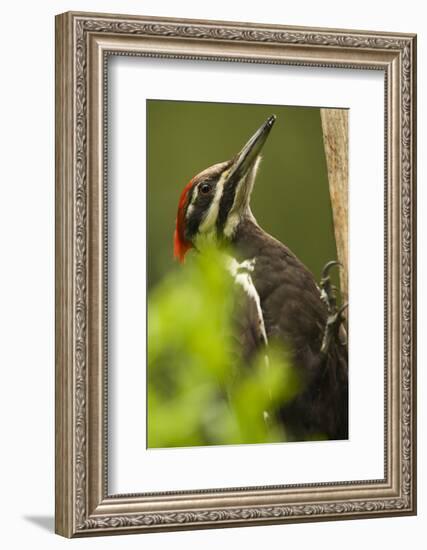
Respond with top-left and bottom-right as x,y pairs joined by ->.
147,100 -> 349,449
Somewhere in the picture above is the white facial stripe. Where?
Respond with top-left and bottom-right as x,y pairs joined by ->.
198,170 -> 229,234
185,186 -> 199,220
223,157 -> 262,238
186,203 -> 194,219
223,211 -> 240,238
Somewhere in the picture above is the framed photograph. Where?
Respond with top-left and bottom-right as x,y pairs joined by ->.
55,11 -> 417,537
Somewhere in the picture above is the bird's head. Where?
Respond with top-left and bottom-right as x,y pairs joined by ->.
174,114 -> 276,262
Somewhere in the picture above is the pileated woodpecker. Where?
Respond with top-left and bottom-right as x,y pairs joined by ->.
174,115 -> 348,441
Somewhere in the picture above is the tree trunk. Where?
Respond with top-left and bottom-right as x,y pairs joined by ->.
320,109 -> 348,308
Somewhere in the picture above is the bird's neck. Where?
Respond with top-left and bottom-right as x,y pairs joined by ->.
229,215 -> 271,260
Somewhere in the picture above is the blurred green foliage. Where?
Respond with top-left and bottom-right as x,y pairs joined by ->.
148,246 -> 300,448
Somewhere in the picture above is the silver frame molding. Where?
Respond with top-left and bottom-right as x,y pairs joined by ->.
55,11 -> 417,538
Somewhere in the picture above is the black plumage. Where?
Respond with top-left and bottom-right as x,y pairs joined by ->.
232,217 -> 348,440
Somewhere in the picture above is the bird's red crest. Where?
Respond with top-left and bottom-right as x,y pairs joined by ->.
174,179 -> 194,262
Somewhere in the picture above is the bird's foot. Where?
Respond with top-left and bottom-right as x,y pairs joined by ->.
319,261 -> 348,355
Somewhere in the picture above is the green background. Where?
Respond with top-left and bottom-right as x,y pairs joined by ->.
147,100 -> 338,288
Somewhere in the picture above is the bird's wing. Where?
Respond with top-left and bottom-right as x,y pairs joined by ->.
226,257 -> 268,366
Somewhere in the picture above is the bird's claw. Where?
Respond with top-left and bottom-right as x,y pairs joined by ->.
321,302 -> 348,354
319,261 -> 347,355
320,260 -> 342,310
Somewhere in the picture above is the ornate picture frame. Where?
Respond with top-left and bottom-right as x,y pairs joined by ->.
55,11 -> 417,537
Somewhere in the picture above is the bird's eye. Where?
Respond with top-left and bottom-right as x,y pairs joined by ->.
200,182 -> 212,195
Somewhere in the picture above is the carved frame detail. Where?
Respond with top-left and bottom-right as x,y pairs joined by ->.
55,11 -> 416,537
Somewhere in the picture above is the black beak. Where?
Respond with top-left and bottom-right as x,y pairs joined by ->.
228,115 -> 276,180
216,115 -> 276,235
